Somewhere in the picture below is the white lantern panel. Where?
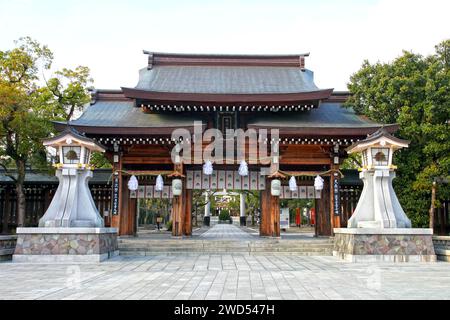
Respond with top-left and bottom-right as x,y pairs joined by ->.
371,147 -> 390,166
362,150 -> 369,167
62,146 -> 81,164
83,149 -> 91,164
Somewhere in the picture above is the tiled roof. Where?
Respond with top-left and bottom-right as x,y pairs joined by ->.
65,100 -> 207,128
133,66 -> 321,95
62,100 -> 392,137
247,103 -> 383,128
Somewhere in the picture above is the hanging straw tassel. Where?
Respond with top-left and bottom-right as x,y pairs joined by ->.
127,175 -> 139,191
289,176 -> 298,191
155,174 -> 164,191
314,175 -> 324,191
203,160 -> 213,175
238,160 -> 248,176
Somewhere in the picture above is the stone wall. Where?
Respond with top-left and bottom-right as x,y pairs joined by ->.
333,228 -> 436,262
433,236 -> 450,262
0,235 -> 17,261
15,233 -> 117,255
13,228 -> 118,262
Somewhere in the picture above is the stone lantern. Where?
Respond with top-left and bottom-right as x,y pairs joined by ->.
13,128 -> 118,263
333,128 -> 435,262
39,128 -> 106,228
346,128 -> 411,229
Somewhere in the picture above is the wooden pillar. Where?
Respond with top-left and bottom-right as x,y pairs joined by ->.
172,189 -> 185,237
342,190 -> 349,228
2,188 -> 11,234
43,188 -> 52,212
183,189 -> 192,236
315,177 -> 331,236
111,159 -> 122,233
260,182 -> 280,237
271,193 -> 280,237
260,188 -> 270,236
119,173 -> 131,235
172,163 -> 185,237
330,166 -> 341,233
439,201 -> 448,235
129,196 -> 137,236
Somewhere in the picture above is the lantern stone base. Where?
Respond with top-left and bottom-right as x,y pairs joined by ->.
13,227 -> 118,263
333,228 -> 436,262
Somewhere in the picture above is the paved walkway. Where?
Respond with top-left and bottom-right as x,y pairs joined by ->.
199,224 -> 254,240
1,254 -> 449,300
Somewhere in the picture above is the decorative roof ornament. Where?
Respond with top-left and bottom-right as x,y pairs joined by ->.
314,175 -> 324,191
127,175 -> 139,191
346,127 -> 409,154
289,176 -> 298,191
155,175 -> 164,191
238,160 -> 249,176
203,160 -> 213,176
43,126 -> 105,153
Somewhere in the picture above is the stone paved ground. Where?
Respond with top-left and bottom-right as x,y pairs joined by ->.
200,224 -> 255,240
2,225 -> 449,300
135,223 -> 315,240
1,254 -> 450,300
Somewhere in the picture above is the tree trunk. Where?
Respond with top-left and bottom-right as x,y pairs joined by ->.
15,184 -> 26,229
15,160 -> 26,228
429,181 -> 436,230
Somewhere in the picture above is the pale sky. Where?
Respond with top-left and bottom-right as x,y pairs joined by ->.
0,0 -> 449,90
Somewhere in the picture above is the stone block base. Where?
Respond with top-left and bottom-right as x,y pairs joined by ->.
433,236 -> 450,262
13,227 -> 118,263
333,228 -> 436,263
0,235 -> 17,261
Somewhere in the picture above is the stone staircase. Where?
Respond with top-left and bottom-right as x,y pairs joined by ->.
118,238 -> 334,256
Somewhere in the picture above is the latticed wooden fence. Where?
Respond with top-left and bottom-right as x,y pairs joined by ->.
0,169 -> 448,234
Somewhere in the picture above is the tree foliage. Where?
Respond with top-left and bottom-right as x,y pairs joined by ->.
0,37 -> 95,229
345,40 -> 450,227
42,66 -> 93,121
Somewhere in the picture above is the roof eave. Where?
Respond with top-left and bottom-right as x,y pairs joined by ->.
246,124 -> 399,137
121,87 -> 333,103
53,122 -> 207,136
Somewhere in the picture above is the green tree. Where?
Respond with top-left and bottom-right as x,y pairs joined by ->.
243,190 -> 260,226
0,37 -> 54,228
0,37 -> 95,229
345,40 -> 450,227
43,66 -> 92,121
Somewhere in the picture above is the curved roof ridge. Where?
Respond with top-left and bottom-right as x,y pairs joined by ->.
143,50 -> 310,58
